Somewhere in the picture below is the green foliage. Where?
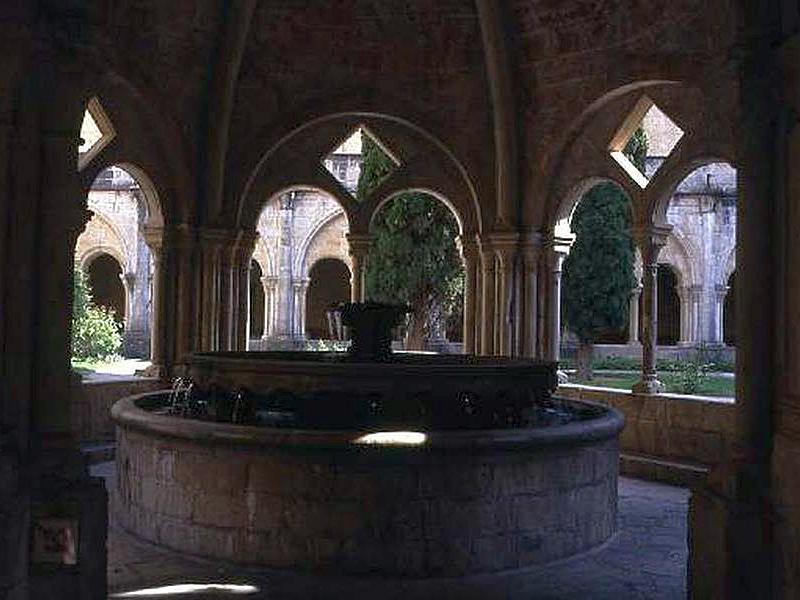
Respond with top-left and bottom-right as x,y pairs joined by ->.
356,133 -> 395,202
674,359 -> 712,395
623,127 -> 648,172
71,268 -> 123,361
562,183 -> 636,344
561,353 -> 734,373
358,135 -> 463,345
366,192 -> 463,310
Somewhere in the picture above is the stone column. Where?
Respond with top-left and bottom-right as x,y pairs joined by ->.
677,285 -> 693,346
711,284 -> 729,345
292,278 -> 310,338
197,230 -> 221,351
632,226 -> 670,394
274,193 -> 295,338
27,76 -> 108,599
457,235 -> 479,354
544,238 -> 570,363
173,225 -> 197,365
689,9 -> 783,596
478,237 -> 495,355
346,233 -> 374,302
142,227 -> 167,374
36,126 -> 92,438
688,284 -> 703,344
232,233 -> 256,351
521,234 -> 542,358
260,276 -> 271,339
264,276 -> 278,339
120,272 -> 135,330
628,284 -> 643,344
492,233 -> 518,356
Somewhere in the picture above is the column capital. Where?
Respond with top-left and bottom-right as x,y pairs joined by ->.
346,233 -> 374,258
631,224 -> 672,263
292,278 -> 310,291
142,225 -> 165,253
198,227 -> 239,249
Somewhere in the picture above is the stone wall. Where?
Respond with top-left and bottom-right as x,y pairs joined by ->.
115,405 -> 620,576
71,377 -> 162,443
557,384 -> 738,486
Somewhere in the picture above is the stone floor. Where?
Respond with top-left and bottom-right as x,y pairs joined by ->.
93,462 -> 689,599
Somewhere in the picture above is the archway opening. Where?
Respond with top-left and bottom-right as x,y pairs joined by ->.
73,164 -> 160,370
306,258 -> 351,339
250,186 -> 350,349
87,253 -> 125,322
367,191 -> 464,352
657,265 -> 680,346
662,161 -> 737,397
561,181 -> 636,381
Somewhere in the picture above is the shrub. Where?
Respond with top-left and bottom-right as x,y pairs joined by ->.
674,356 -> 713,394
71,268 -> 123,361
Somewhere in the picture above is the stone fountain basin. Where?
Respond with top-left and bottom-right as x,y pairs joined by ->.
112,391 -> 624,577
188,351 -> 558,396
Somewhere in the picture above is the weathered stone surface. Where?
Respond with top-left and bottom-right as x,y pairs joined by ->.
114,400 -> 621,576
558,384 -> 736,485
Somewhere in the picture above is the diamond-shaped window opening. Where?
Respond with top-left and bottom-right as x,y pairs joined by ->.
78,97 -> 116,171
322,126 -> 400,201
609,96 -> 684,189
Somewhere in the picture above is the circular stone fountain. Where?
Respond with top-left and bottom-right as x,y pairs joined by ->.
112,303 -> 624,577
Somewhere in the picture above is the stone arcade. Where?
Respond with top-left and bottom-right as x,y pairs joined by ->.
1,2 -> 800,600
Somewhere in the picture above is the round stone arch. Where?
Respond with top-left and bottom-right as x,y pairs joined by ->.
83,251 -> 127,323
538,81 -> 683,231
251,237 -> 274,278
551,175 -> 638,239
648,156 -> 738,226
234,112 -> 481,235
76,210 -> 130,273
538,79 -> 737,232
658,232 -> 695,290
723,246 -> 737,287
75,66 -> 195,226
305,258 -> 353,340
80,162 -> 165,231
369,187 -> 466,237
296,210 -> 351,280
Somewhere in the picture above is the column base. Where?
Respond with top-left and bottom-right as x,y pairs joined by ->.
632,377 -> 665,394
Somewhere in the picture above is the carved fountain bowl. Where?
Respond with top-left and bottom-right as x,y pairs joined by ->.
186,351 -> 564,429
112,351 -> 624,577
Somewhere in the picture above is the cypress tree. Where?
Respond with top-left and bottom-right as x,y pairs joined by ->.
562,183 -> 636,379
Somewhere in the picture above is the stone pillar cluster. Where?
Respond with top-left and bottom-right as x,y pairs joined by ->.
346,233 -> 373,303
631,226 -> 670,394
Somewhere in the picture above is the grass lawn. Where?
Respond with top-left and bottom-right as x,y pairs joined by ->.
568,371 -> 735,398
71,357 -> 151,377
71,359 -> 106,374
